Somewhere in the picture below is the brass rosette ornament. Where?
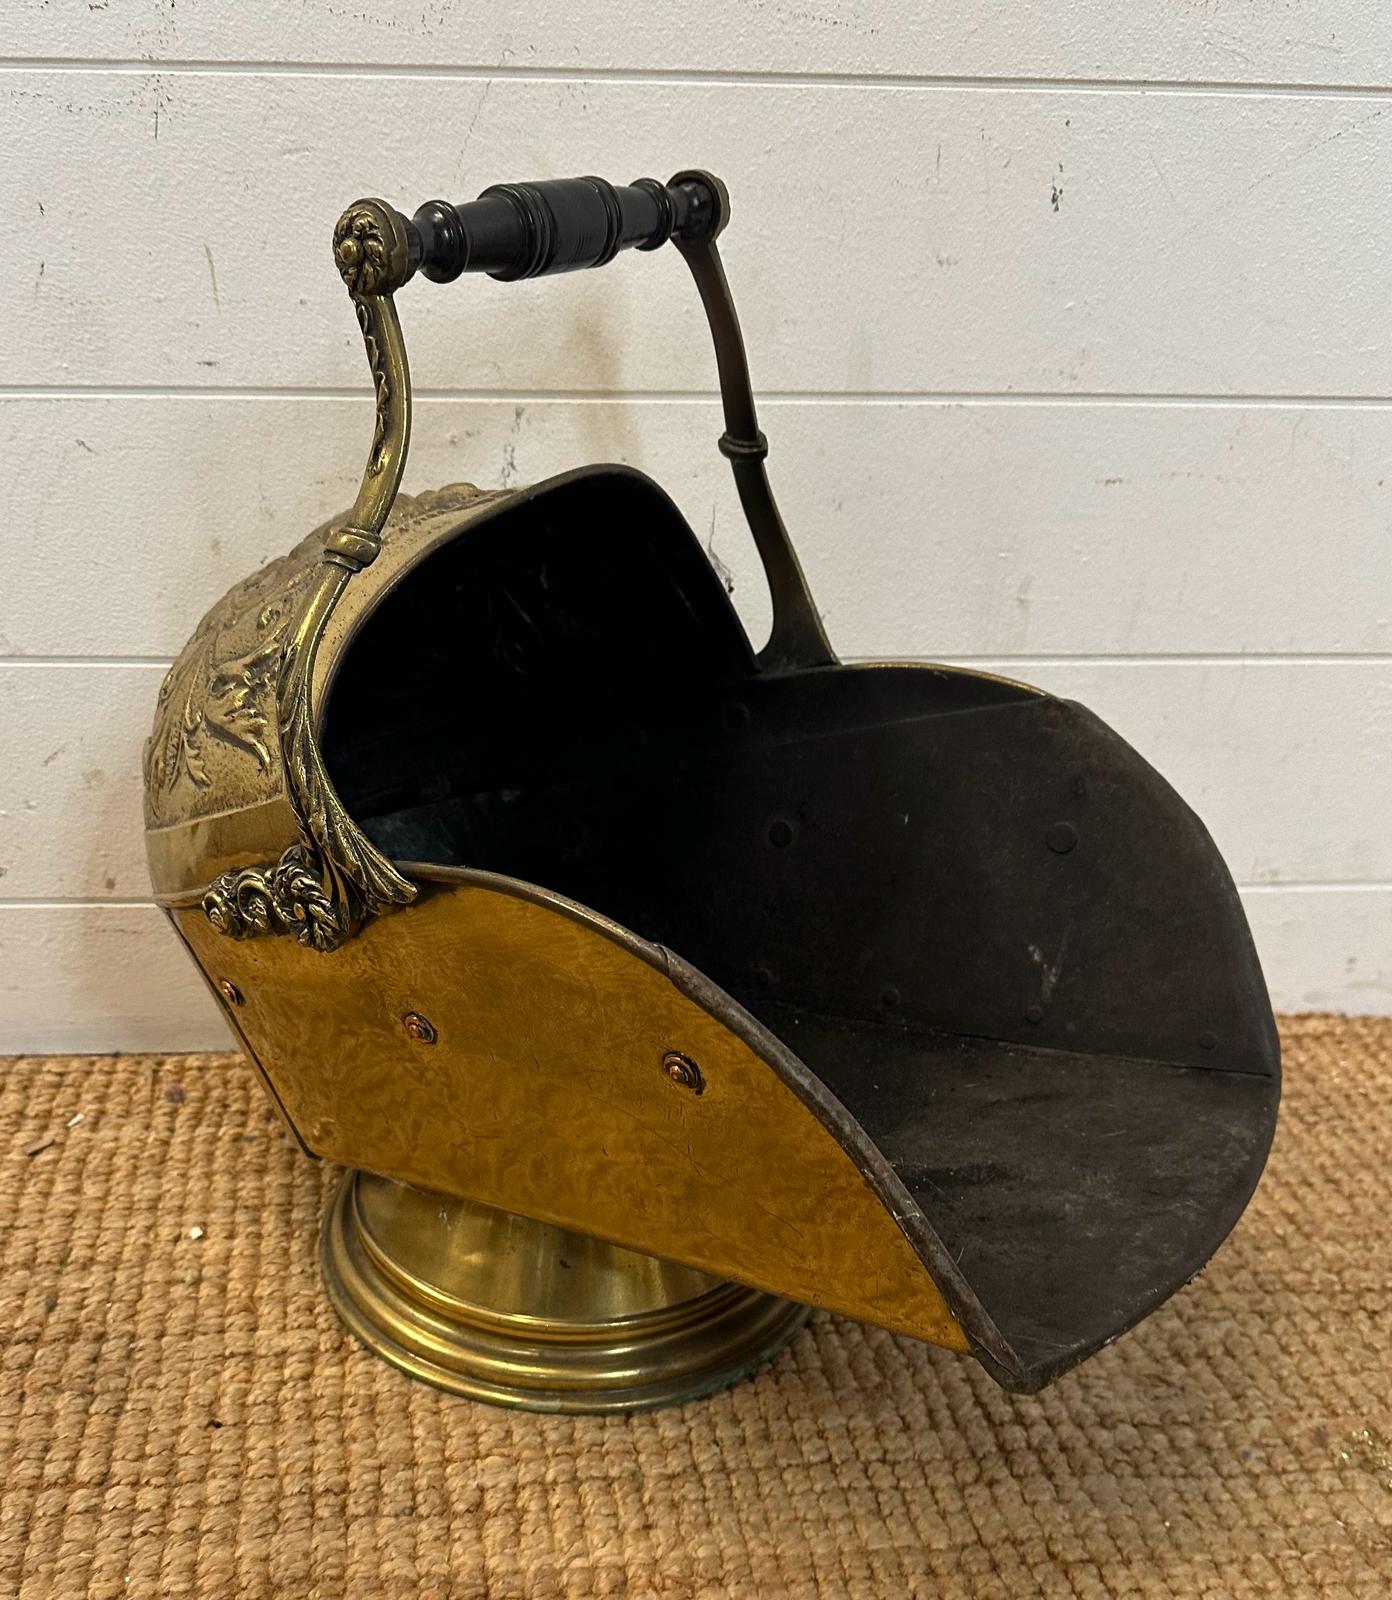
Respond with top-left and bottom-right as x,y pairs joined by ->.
145,172 -> 1279,1412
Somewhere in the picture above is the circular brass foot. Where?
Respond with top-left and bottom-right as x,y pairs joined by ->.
321,1171 -> 811,1412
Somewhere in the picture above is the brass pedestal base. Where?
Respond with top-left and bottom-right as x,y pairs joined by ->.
321,1171 -> 811,1412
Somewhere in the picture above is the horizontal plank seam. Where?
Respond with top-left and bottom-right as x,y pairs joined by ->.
19,385 -> 1392,409
12,387 -> 1392,409
872,654 -> 1392,667
5,654 -> 1392,669
3,57 -> 1392,100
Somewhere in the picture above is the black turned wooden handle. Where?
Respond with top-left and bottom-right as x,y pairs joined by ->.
403,170 -> 728,284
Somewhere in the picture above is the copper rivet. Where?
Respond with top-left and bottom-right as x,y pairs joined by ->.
1045,823 -> 1078,855
662,1051 -> 705,1095
1198,1030 -> 1218,1051
217,979 -> 244,1007
403,1012 -> 437,1045
1025,1003 -> 1045,1024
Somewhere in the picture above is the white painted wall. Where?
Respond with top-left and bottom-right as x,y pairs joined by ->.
2,4 -> 1390,1050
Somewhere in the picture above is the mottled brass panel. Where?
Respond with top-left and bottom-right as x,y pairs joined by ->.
174,879 -> 967,1352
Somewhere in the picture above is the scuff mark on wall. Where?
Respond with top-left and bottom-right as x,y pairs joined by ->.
203,245 -> 221,313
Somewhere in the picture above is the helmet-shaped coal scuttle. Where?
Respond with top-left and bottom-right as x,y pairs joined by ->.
145,172 -> 1279,1412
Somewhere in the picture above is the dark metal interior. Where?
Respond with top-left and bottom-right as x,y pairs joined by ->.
321,468 -> 1280,1390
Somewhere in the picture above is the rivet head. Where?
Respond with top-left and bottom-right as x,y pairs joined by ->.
767,818 -> 795,849
662,1051 -> 705,1095
1198,1030 -> 1218,1051
403,1012 -> 437,1045
1025,1003 -> 1045,1025
217,979 -> 244,1007
1045,822 -> 1078,855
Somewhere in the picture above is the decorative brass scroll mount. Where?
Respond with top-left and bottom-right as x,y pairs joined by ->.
203,843 -> 350,952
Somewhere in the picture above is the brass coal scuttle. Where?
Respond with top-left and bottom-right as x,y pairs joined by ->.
144,171 -> 1279,1411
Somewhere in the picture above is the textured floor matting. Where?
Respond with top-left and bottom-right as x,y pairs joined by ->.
1,1016 -> 1389,1598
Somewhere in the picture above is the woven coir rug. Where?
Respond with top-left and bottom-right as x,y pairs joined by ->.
1,1015 -> 1389,1598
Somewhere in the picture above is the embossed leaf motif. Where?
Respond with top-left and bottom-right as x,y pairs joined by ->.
175,698 -> 209,791
144,545 -> 318,819
203,635 -> 282,771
